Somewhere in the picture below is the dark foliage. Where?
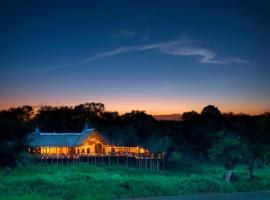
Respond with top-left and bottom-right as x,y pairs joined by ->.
0,103 -> 270,172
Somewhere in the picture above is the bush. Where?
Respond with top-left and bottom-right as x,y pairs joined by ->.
0,141 -> 16,167
167,151 -> 196,169
0,164 -> 270,200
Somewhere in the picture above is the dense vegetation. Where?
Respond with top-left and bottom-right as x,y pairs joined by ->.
1,164 -> 270,200
0,102 -> 270,183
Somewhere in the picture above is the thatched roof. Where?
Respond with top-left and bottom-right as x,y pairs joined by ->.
28,128 -> 95,147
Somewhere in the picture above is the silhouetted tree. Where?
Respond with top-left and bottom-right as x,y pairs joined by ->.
0,106 -> 33,166
209,131 -> 248,182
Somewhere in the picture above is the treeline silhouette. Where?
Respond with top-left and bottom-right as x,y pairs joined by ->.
0,102 -> 269,180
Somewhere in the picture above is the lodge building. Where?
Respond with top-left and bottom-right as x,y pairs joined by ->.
28,126 -> 150,157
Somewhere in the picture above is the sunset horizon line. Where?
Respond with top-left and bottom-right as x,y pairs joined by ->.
1,102 -> 269,116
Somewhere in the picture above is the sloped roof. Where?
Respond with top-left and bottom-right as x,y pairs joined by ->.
28,129 -> 95,147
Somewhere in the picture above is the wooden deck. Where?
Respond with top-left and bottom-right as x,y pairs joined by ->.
39,153 -> 165,171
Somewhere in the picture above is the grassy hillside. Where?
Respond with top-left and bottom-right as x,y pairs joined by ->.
1,164 -> 270,200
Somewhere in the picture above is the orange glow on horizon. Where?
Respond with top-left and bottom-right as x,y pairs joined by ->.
0,96 -> 269,116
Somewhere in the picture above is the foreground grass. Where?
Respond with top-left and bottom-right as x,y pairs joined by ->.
0,164 -> 270,200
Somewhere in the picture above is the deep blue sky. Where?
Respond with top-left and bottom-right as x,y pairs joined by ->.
0,0 -> 270,114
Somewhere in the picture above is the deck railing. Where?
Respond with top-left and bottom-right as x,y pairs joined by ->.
38,153 -> 165,170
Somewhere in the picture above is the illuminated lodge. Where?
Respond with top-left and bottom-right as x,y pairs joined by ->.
28,126 -> 150,157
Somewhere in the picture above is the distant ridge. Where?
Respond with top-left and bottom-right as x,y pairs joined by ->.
153,114 -> 181,121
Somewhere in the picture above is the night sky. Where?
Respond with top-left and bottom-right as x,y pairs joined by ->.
1,0 -> 270,114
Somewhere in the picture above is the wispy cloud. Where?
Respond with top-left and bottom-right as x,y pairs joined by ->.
81,40 -> 249,65
80,41 -> 177,63
108,29 -> 137,42
0,40 -> 249,76
227,57 -> 250,64
108,29 -> 151,43
118,30 -> 136,38
160,46 -> 224,64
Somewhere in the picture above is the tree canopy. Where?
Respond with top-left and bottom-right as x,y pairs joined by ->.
0,102 -> 269,179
